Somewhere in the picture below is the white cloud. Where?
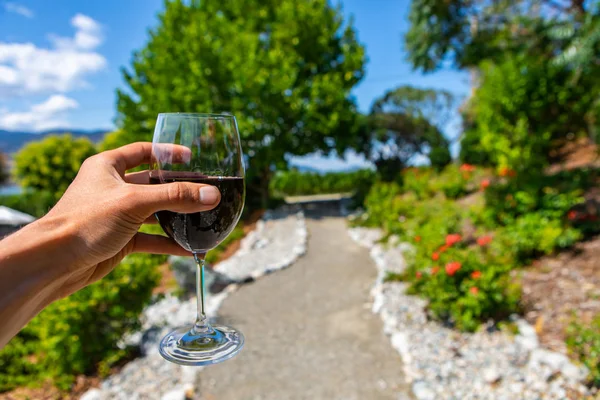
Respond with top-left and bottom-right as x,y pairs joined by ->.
49,13 -> 103,50
3,2 -> 33,18
288,150 -> 374,172
0,95 -> 79,131
0,14 -> 106,97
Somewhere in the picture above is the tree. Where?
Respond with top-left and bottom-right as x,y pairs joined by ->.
14,134 -> 96,204
116,0 -> 366,207
405,0 -> 600,166
360,86 -> 454,179
405,0 -> 593,72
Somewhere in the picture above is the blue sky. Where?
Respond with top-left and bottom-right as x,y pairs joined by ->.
0,0 -> 470,169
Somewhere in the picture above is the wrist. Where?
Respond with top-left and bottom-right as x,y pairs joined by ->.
0,214 -> 80,285
0,214 -> 80,346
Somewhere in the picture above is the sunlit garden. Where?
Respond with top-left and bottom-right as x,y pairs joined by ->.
0,0 -> 599,399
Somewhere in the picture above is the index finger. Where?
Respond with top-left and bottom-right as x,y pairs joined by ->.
103,142 -> 192,174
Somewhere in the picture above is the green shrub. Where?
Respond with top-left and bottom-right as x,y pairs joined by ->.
482,169 -> 594,226
401,167 -> 437,200
394,200 -> 520,331
0,326 -> 41,392
269,169 -> 375,197
0,253 -> 162,391
356,164 -> 595,332
497,213 -> 582,263
361,181 -> 405,231
566,315 -> 600,387
431,164 -> 471,199
459,130 -> 493,166
13,134 -> 96,207
429,146 -> 452,171
405,243 -> 520,332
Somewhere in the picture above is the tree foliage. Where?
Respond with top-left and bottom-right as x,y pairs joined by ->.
361,86 -> 454,178
405,0 -> 595,72
405,0 -> 600,168
465,56 -> 597,171
13,135 -> 96,205
116,0 -> 366,207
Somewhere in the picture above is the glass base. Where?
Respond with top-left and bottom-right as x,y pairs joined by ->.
159,324 -> 244,366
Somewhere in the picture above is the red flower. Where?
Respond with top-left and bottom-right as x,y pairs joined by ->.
432,252 -> 440,261
439,244 -> 450,253
480,179 -> 491,190
567,210 -> 578,221
416,271 -> 423,279
498,167 -> 516,177
460,164 -> 476,172
477,235 -> 493,246
470,287 -> 479,295
445,234 -> 462,246
471,271 -> 482,279
431,266 -> 440,275
415,235 -> 422,242
445,261 -> 462,276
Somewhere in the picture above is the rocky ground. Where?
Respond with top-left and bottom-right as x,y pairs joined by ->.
522,227 -> 600,355
81,207 -> 307,400
348,227 -> 593,400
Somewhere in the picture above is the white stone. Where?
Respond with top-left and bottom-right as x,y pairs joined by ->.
412,381 -> 436,400
561,362 -> 588,382
161,388 -> 186,400
483,367 -> 502,384
529,349 -> 570,372
80,389 -> 103,400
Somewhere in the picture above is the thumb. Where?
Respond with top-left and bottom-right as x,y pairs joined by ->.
132,182 -> 221,215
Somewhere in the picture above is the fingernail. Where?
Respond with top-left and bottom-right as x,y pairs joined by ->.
199,186 -> 219,204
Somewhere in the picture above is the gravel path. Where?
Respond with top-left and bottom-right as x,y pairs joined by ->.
198,213 -> 412,400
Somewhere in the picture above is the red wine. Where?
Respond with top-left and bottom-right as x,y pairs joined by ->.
150,172 -> 245,253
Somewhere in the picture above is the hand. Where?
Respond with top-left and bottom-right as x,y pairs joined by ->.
29,142 -> 221,298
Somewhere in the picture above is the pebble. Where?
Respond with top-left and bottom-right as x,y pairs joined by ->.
81,208 -> 307,400
348,226 -> 591,400
80,389 -> 102,400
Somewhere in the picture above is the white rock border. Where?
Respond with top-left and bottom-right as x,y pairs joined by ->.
348,226 -> 591,400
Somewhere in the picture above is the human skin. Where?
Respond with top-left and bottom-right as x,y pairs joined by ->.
0,142 -> 221,347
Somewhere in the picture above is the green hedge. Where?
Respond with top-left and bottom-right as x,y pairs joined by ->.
0,252 -> 163,391
269,169 -> 375,197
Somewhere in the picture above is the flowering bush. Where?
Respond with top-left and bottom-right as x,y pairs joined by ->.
404,231 -> 520,331
359,163 -> 597,332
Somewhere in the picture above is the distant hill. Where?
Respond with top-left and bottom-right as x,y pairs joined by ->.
0,129 -> 109,154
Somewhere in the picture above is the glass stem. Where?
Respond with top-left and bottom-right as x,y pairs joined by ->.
192,253 -> 211,334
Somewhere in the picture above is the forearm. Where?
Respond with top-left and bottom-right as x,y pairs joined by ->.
0,216 -> 77,347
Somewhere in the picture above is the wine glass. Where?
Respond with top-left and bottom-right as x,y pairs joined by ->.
150,113 -> 245,366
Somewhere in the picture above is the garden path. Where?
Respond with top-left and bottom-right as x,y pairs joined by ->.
198,206 -> 412,400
